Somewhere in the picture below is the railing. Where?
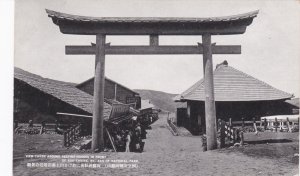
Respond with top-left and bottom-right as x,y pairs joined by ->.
226,116 -> 299,133
260,116 -> 299,132
167,117 -> 179,136
63,124 -> 82,147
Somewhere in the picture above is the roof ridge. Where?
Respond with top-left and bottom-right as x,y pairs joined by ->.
77,76 -> 139,95
46,9 -> 259,23
181,65 -> 227,99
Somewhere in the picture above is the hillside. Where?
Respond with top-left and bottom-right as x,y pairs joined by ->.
134,89 -> 180,112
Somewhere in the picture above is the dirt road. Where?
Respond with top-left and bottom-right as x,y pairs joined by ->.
14,113 -> 299,176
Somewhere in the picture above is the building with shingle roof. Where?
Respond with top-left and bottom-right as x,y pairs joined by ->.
14,67 -> 112,123
76,77 -> 141,109
174,61 -> 296,135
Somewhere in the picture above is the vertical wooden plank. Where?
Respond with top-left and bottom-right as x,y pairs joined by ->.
92,34 -> 106,152
201,34 -> 217,150
220,120 -> 225,148
150,35 -> 159,46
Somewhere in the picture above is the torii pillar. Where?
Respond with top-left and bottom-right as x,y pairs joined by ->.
46,9 -> 258,151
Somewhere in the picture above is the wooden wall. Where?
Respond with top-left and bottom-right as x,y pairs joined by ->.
177,100 -> 297,135
76,78 -> 141,108
14,80 -> 90,123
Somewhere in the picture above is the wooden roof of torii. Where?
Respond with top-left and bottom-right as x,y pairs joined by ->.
46,9 -> 258,35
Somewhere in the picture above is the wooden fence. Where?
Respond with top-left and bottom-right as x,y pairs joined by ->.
15,123 -> 72,134
167,117 -> 179,136
63,124 -> 82,147
227,117 -> 299,132
217,119 -> 242,148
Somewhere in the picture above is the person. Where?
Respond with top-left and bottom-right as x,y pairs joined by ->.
134,123 -> 142,152
28,120 -> 33,128
125,131 -> 131,152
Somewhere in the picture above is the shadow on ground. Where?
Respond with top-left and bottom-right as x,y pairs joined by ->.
245,139 -> 292,144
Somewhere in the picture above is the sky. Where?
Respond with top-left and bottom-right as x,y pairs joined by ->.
14,0 -> 300,96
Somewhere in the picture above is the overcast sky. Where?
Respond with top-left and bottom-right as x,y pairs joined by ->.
14,0 -> 300,97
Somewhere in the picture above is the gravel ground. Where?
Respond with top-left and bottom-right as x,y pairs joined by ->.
13,113 -> 299,176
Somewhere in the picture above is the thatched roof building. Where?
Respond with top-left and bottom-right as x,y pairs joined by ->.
174,61 -> 296,135
174,60 -> 293,102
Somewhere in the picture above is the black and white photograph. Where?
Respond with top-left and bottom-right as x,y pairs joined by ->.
4,0 -> 300,175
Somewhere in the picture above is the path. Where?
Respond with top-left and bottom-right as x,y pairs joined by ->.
13,113 -> 299,176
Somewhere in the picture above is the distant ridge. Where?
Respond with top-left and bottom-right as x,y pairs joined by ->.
134,89 -> 179,112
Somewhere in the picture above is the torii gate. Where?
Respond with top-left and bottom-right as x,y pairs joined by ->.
46,9 -> 258,151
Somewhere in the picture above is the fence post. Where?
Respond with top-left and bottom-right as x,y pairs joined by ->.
240,131 -> 244,145
241,117 -> 245,128
233,129 -> 237,143
286,117 -> 291,132
229,118 -> 232,127
275,117 -> 278,132
253,118 -> 258,134
220,120 -> 225,148
264,118 -> 267,130
259,119 -> 262,127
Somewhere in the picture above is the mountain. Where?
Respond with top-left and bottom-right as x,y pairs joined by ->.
134,89 -> 180,112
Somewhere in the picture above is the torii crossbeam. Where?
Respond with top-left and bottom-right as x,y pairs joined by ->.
46,9 -> 258,151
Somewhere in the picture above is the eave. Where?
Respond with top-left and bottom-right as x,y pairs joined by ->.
46,9 -> 259,35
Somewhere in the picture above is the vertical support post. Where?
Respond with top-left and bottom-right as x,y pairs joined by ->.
150,35 -> 159,46
186,101 -> 191,129
201,34 -> 217,150
92,34 -> 106,152
114,83 -> 117,101
229,118 -> 232,127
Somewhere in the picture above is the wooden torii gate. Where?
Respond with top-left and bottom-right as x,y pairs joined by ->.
46,9 -> 258,151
